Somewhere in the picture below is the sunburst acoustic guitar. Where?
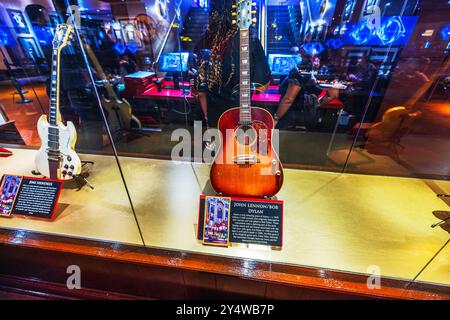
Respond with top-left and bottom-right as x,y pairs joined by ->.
210,0 -> 283,198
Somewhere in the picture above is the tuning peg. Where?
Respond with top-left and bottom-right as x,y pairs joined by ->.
232,4 -> 236,8
232,19 -> 237,25
252,18 -> 257,23
231,12 -> 237,16
251,10 -> 257,14
252,2 -> 257,6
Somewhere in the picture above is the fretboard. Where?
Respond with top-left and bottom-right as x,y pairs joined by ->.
239,29 -> 251,124
48,48 -> 60,153
49,48 -> 60,127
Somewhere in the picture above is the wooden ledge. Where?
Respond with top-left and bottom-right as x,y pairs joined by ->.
0,229 -> 449,299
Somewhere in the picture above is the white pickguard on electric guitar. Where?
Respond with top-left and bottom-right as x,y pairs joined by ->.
35,24 -> 81,180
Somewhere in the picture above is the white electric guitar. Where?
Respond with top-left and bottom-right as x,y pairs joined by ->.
35,24 -> 81,180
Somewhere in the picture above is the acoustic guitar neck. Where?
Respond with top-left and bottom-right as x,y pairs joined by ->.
239,28 -> 251,124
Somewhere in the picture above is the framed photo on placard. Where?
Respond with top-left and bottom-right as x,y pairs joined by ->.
0,175 -> 23,217
6,9 -> 30,35
203,196 -> 231,246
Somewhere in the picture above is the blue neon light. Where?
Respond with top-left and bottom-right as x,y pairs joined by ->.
126,42 -> 139,54
343,16 -> 417,46
301,41 -> 325,56
113,41 -> 127,55
113,41 -> 141,55
441,23 -> 450,41
350,22 -> 375,45
325,38 -> 343,49
377,16 -> 405,45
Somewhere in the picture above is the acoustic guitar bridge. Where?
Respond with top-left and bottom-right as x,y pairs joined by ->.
233,155 -> 260,165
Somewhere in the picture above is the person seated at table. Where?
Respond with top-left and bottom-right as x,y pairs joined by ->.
195,7 -> 271,127
345,55 -> 378,122
273,61 -> 338,131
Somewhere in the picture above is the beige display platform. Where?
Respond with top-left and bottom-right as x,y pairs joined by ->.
0,148 -> 143,245
1,148 -> 449,285
416,240 -> 450,285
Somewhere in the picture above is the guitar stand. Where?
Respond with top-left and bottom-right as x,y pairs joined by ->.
112,127 -> 151,143
31,160 -> 95,190
73,160 -> 95,190
13,84 -> 33,104
4,59 -> 33,104
110,108 -> 153,143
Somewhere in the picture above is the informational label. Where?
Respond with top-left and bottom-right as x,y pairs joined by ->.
198,196 -> 283,248
229,200 -> 282,246
0,174 -> 63,220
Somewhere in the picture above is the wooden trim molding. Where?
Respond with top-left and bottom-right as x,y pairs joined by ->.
0,229 -> 449,300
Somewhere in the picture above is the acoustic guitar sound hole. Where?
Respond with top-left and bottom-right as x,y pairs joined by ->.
235,125 -> 257,146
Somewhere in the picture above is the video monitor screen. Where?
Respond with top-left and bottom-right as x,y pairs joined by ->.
158,52 -> 189,72
268,54 -> 302,76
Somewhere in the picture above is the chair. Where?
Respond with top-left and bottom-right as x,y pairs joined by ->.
364,106 -> 422,162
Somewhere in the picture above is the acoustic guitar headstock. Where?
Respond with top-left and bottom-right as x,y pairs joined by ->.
232,0 -> 257,30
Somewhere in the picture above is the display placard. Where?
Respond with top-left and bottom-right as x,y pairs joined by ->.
0,174 -> 63,220
198,195 -> 283,248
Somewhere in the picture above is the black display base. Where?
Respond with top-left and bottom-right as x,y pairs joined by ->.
73,160 -> 95,190
31,160 -> 95,191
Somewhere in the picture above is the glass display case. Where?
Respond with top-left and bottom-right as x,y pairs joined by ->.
0,0 -> 449,299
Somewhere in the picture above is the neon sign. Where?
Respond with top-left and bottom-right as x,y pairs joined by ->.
350,22 -> 375,45
377,16 -> 405,45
